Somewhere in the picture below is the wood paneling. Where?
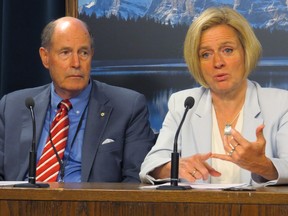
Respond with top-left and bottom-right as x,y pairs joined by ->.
0,183 -> 288,216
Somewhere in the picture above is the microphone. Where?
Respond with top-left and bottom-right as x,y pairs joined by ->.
157,96 -> 195,190
14,97 -> 49,188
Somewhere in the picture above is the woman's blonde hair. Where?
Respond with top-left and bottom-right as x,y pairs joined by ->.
184,7 -> 262,87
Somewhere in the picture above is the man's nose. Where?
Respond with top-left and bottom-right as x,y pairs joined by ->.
71,53 -> 80,68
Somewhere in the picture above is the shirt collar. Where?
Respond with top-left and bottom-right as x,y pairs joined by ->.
50,80 -> 92,114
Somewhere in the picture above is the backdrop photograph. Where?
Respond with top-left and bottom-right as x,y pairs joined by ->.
75,0 -> 288,132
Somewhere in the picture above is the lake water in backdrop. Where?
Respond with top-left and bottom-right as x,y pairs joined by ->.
91,58 -> 288,132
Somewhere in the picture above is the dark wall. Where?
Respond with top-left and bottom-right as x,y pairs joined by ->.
0,0 -> 66,97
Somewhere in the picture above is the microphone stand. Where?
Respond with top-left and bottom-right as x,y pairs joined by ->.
14,98 -> 49,188
157,97 -> 194,190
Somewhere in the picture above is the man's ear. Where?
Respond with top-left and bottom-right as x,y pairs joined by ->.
39,47 -> 49,69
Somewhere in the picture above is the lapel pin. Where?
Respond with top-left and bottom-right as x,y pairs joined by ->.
100,112 -> 105,117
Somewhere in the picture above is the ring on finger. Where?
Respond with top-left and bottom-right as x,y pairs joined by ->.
191,169 -> 197,177
228,149 -> 235,156
234,143 -> 240,148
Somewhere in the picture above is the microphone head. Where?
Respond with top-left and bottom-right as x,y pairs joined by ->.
184,96 -> 195,109
25,97 -> 35,109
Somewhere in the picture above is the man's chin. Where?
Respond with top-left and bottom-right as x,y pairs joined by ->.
67,79 -> 89,88
64,85 -> 88,96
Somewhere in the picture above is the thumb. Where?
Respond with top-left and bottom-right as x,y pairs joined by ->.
255,124 -> 265,143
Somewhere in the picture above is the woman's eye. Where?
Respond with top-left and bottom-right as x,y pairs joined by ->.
201,52 -> 210,59
224,48 -> 233,54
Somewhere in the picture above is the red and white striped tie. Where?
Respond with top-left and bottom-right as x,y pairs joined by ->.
36,99 -> 72,182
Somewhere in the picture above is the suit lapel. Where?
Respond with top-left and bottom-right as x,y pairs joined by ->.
81,81 -> 112,181
18,105 -> 33,180
17,86 -> 50,180
33,88 -> 51,145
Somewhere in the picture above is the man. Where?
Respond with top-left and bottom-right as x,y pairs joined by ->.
0,17 -> 155,182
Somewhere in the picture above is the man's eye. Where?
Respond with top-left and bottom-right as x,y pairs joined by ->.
80,51 -> 88,56
79,50 -> 90,59
60,50 -> 71,56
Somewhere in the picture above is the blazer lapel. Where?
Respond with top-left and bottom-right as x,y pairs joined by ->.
241,81 -> 263,182
191,82 -> 263,155
81,82 -> 112,181
192,90 -> 213,154
242,81 -> 263,141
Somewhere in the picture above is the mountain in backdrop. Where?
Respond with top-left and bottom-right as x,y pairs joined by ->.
79,0 -> 288,31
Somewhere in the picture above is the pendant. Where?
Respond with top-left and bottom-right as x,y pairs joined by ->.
224,124 -> 232,135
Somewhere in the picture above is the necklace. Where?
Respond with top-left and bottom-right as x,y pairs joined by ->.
224,110 -> 241,136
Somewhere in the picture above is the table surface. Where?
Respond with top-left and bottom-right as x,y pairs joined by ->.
0,182 -> 288,204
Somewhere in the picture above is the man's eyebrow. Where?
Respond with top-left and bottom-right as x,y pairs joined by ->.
79,45 -> 91,50
59,47 -> 72,51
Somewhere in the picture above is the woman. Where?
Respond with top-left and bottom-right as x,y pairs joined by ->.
140,7 -> 288,185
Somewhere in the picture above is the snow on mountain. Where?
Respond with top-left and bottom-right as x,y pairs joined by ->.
79,0 -> 288,31
79,0 -> 152,18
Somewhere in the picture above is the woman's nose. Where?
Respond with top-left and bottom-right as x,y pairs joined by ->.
214,53 -> 225,68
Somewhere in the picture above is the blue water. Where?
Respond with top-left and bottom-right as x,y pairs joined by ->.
91,58 -> 288,132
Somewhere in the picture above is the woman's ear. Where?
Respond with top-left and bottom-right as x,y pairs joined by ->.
39,47 -> 49,69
